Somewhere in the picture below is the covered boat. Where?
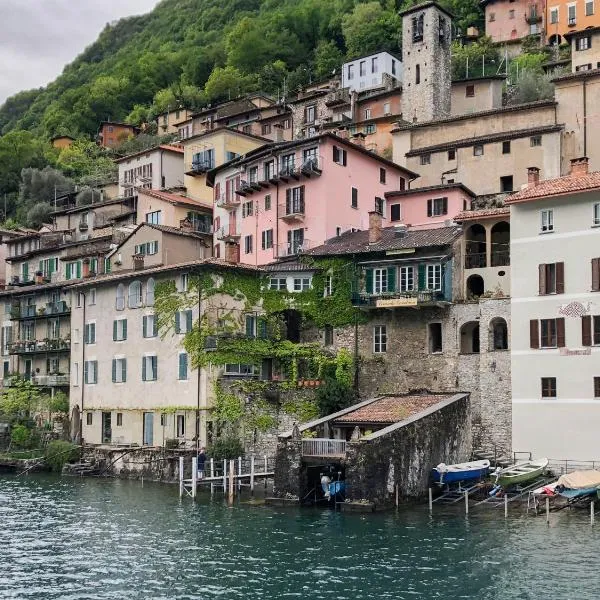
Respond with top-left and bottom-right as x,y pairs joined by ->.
556,470 -> 600,499
432,460 -> 490,485
494,458 -> 549,489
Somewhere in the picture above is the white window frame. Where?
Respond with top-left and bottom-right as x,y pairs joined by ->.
269,278 -> 287,291
143,355 -> 158,382
568,2 -> 576,24
223,363 -> 260,376
293,277 -> 311,292
84,321 -> 96,345
426,264 -> 442,291
373,325 -> 387,353
586,0 -> 594,15
84,360 -> 98,385
550,6 -> 559,23
593,202 -> 600,226
541,209 -> 554,232
114,318 -> 127,341
180,273 -> 189,293
114,357 -> 127,383
399,266 -> 414,292
374,268 -> 388,294
324,275 -> 333,297
89,288 -> 96,305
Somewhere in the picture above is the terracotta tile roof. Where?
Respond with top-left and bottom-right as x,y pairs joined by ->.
138,188 -> 212,210
334,394 -> 452,425
506,171 -> 600,204
263,260 -> 315,272
158,144 -> 184,153
308,225 -> 461,257
144,223 -> 210,239
385,182 -> 476,198
454,207 -> 510,222
114,144 -> 184,163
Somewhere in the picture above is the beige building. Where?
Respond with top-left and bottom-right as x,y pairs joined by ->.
156,108 -> 193,135
508,158 -> 600,461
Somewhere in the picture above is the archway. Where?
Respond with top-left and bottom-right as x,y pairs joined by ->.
491,221 -> 510,266
548,34 -> 562,46
460,321 -> 480,354
466,274 -> 484,298
465,224 -> 487,268
489,317 -> 508,350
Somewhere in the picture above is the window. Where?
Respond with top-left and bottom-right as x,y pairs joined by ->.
224,363 -> 259,376
351,187 -> 358,209
128,281 -> 143,308
364,108 -> 372,120
143,314 -> 158,338
539,262 -> 564,295
415,64 -> 421,84
383,102 -> 391,115
86,412 -> 93,426
530,135 -> 542,147
269,278 -> 287,291
145,211 -> 162,225
466,85 -> 475,97
261,229 -> 273,250
364,124 -> 376,135
261,123 -> 272,135
116,413 -> 123,426
576,63 -> 593,71
347,64 -> 354,80
244,235 -> 253,254
142,355 -> 158,381
113,318 -> 127,341
448,149 -> 456,161
179,353 -> 189,380
413,14 -> 424,41
116,284 -> 125,311
104,258 -> 111,274
427,197 -> 448,217
65,261 -> 82,280
595,377 -> 600,398
577,35 -> 592,50
594,203 -> 600,226
378,168 -> 387,184
399,266 -> 414,292
293,277 -> 311,292
428,323 -> 443,353
582,314 -> 600,345
500,176 -> 514,192
473,145 -> 484,156
374,268 -> 388,294
323,326 -> 334,346
568,3 -> 576,24
324,275 -> 333,297
134,241 -> 159,256
586,0 -> 594,15
176,415 -> 185,437
509,8 -> 515,18
336,227 -> 342,237
333,146 -> 347,166
145,278 -> 155,307
541,209 -> 554,232
39,257 -> 58,278
84,360 -> 98,384
359,61 -> 366,76
502,141 -> 511,154
529,318 -> 565,348
84,322 -> 96,345
426,264 -> 442,291
371,57 -> 378,73
373,325 -> 387,353
285,186 -> 305,215
390,203 -> 402,222
550,7 -> 558,22
282,119 -> 291,129
264,194 -> 272,211
420,154 -> 431,165
242,201 -> 253,218
305,105 -> 316,123
180,273 -> 189,292
541,377 -> 557,398
112,358 -> 127,383
374,197 -> 384,215
175,310 -> 193,334
89,288 -> 97,305
489,12 -> 496,21
242,125 -> 251,134
391,60 -> 396,76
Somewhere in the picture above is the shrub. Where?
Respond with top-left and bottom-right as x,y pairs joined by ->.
44,440 -> 81,472
207,436 -> 244,460
315,377 -> 357,417
10,424 -> 31,449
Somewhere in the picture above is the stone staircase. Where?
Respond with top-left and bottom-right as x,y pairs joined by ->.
62,459 -> 100,476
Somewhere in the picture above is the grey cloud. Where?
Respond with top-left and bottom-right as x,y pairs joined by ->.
0,0 -> 159,104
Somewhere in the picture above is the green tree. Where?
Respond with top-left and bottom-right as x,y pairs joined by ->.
204,66 -> 258,102
26,202 -> 53,228
55,139 -> 117,182
0,379 -> 42,418
450,37 -> 501,80
314,40 -> 344,79
20,166 -> 76,207
315,377 -> 357,417
0,131 -> 50,197
342,2 -> 401,57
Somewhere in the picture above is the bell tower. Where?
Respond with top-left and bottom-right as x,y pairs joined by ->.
400,1 -> 452,123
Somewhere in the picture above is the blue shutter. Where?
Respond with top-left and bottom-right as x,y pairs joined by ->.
418,264 -> 426,290
66,263 -> 71,280
84,361 -> 89,384
112,359 -> 116,383
153,316 -> 158,337
76,261 -> 82,279
122,359 -> 127,383
179,353 -> 188,380
142,357 -> 147,381
186,310 -> 193,333
443,260 -> 453,302
152,356 -> 157,380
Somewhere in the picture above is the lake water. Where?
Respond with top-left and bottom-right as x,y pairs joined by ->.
1,474 -> 599,599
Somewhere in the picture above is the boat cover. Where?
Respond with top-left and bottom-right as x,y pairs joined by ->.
556,470 -> 600,490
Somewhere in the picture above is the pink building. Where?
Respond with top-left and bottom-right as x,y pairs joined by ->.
385,183 -> 476,229
483,0 -> 544,43
207,133 -> 418,266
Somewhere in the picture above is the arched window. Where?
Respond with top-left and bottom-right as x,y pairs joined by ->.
128,280 -> 143,309
489,317 -> 508,351
460,321 -> 480,354
116,283 -> 125,311
466,274 -> 485,299
146,278 -> 155,307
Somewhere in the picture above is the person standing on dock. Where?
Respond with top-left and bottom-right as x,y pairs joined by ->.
197,448 -> 206,480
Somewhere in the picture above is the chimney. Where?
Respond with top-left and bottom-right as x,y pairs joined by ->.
527,167 -> 540,187
570,156 -> 589,177
132,254 -> 145,271
368,210 -> 382,244
352,132 -> 366,148
224,241 -> 240,264
273,123 -> 284,142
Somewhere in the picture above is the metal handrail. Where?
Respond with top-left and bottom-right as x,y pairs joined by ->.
302,438 -> 347,457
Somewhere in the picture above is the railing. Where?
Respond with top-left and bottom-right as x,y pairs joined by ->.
33,374 -> 70,386
491,250 -> 510,267
277,239 -> 313,257
8,339 -> 71,354
188,159 -> 214,174
46,301 -> 70,315
216,194 -> 241,209
279,201 -> 305,220
465,252 -> 487,269
215,226 -> 241,241
352,290 -> 447,307
16,305 -> 36,319
180,218 -> 212,234
302,438 -> 347,457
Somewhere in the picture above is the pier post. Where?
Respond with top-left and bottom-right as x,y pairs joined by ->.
223,459 -> 227,492
237,456 -> 242,492
210,458 -> 214,495
228,459 -> 235,504
504,494 -> 508,519
464,490 -> 469,515
179,456 -> 184,498
592,501 -> 595,526
250,455 -> 255,494
546,497 -> 550,525
428,488 -> 433,512
191,456 -> 198,499
395,484 -> 399,508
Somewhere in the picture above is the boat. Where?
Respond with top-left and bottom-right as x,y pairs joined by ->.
432,460 -> 490,485
493,458 -> 549,489
555,470 -> 600,499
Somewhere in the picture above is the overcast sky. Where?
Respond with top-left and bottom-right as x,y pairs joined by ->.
0,0 -> 160,104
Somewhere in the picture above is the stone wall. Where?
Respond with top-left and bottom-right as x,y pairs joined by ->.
345,394 -> 471,505
273,437 -> 303,499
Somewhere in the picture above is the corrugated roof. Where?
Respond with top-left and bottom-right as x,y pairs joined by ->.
454,207 -> 510,221
308,225 -> 461,256
334,394 -> 453,424
506,171 -> 600,204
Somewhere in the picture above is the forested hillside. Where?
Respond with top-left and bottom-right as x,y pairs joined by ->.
0,0 -> 483,139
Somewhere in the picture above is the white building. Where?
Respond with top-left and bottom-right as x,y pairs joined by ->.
508,157 -> 600,461
116,144 -> 185,198
341,51 -> 402,93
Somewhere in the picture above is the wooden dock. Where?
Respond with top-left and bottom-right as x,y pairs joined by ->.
179,455 -> 274,499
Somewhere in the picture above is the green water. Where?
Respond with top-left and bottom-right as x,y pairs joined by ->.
1,474 -> 599,599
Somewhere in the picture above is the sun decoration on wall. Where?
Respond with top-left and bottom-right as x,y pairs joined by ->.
558,301 -> 592,318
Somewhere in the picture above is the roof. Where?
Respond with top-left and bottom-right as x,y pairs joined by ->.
452,74 -> 506,83
405,125 -> 563,157
144,223 -> 210,239
263,260 -> 315,272
552,68 -> 600,83
179,125 -> 270,146
0,280 -> 70,298
343,49 -> 403,64
137,188 -> 211,211
67,258 -> 264,289
454,207 -> 510,222
308,224 -> 461,257
333,394 -> 454,425
506,170 -> 600,204
398,1 -> 454,19
392,100 -> 557,132
51,196 -> 135,216
564,25 -> 600,40
114,143 -> 184,164
287,90 -> 329,105
385,182 -> 476,199
50,135 -> 75,141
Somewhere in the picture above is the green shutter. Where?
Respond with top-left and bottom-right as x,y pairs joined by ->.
245,316 -> 254,338
258,318 -> 267,339
113,320 -> 117,341
122,319 -> 128,340
84,361 -> 88,384
76,261 -> 82,279
175,312 -> 181,334
112,359 -> 116,383
122,359 -> 127,383
153,316 -> 158,337
418,264 -> 426,291
365,269 -> 374,294
66,263 -> 71,280
153,356 -> 157,380
186,311 -> 193,333
22,263 -> 29,281
142,316 -> 148,338
39,260 -> 43,274
387,267 -> 396,292
142,357 -> 147,381
179,353 -> 188,380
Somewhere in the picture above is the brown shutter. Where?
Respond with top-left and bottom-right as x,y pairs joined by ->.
556,317 -> 566,348
556,262 -> 565,294
592,258 -> 600,292
530,319 -> 539,349
582,315 -> 592,346
538,264 -> 546,295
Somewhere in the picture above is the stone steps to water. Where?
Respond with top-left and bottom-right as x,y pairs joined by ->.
62,461 -> 100,476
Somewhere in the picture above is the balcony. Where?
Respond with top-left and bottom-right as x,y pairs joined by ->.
279,200 -> 305,223
465,253 -> 487,269
3,373 -> 70,387
235,179 -> 262,197
302,438 -> 347,457
10,301 -> 70,320
491,250 -> 510,267
325,89 -> 351,108
8,338 -> 71,355
11,305 -> 36,319
216,194 -> 241,210
352,290 -> 448,309
186,159 -> 214,176
215,226 -> 241,242
277,239 -> 313,257
525,4 -> 542,23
